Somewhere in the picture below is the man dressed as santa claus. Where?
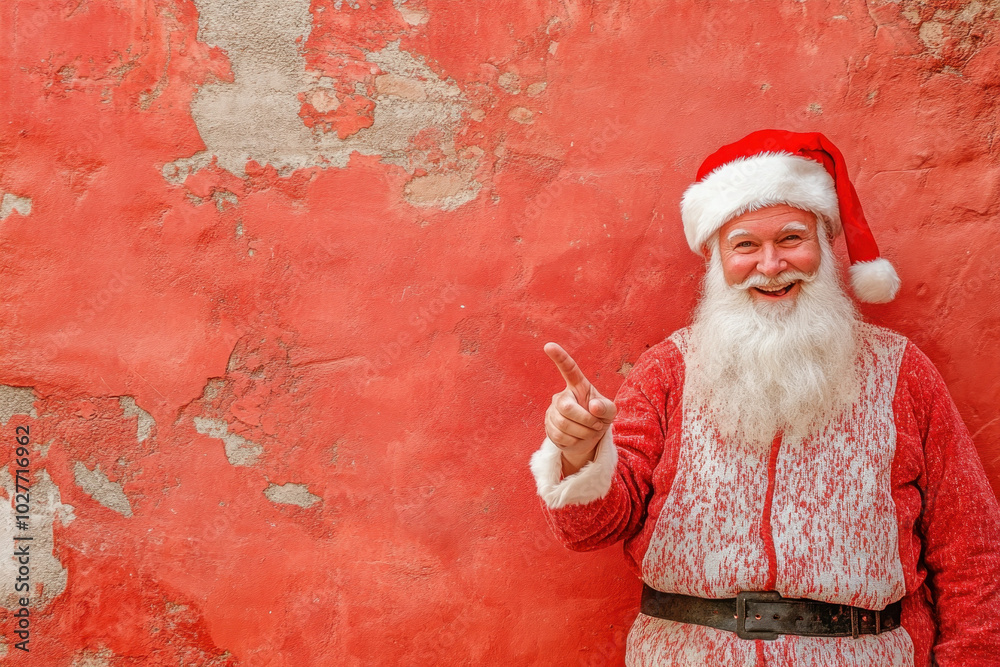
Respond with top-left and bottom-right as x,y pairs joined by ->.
529,130 -> 1000,666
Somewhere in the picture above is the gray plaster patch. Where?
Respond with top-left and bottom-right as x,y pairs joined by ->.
526,81 -> 547,97
0,469 -> 74,610
393,0 -> 428,25
193,416 -> 263,466
264,482 -> 320,508
72,649 -> 115,667
202,378 -> 226,400
403,172 -> 481,211
0,385 -> 36,425
213,190 -> 238,211
508,107 -> 535,124
498,72 -> 520,94
119,396 -> 155,443
73,463 -> 133,517
164,0 -> 478,208
0,193 -> 32,219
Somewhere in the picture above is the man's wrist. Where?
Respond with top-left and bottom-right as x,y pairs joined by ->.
560,442 -> 600,477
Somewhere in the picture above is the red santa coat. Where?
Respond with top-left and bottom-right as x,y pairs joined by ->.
531,323 -> 1000,666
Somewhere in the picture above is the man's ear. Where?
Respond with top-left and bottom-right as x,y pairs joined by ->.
702,237 -> 720,258
816,214 -> 835,241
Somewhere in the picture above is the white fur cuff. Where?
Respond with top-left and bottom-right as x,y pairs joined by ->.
529,427 -> 617,509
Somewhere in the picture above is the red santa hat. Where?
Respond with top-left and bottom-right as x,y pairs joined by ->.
680,129 -> 900,304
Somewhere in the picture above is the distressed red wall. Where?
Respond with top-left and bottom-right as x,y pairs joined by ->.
1,0 -> 999,664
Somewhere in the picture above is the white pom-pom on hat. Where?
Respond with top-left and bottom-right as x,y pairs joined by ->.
849,258 -> 901,304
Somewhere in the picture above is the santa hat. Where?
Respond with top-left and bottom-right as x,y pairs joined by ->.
680,129 -> 900,304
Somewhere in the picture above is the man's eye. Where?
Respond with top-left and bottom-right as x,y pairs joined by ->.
782,235 -> 801,242
735,241 -> 754,248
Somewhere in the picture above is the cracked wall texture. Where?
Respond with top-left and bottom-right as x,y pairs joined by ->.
1,0 -> 999,664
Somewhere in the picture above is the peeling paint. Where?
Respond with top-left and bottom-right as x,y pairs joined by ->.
119,396 -> 155,443
73,462 -> 134,517
393,0 -> 429,26
876,0 -> 1000,67
0,194 -> 32,219
0,470 -> 73,609
264,482 -> 321,508
202,378 -> 226,401
526,81 -> 547,97
508,106 -> 535,124
498,72 -> 521,94
404,172 -> 481,210
919,21 -> 946,51
0,385 -> 36,425
164,0 -> 480,210
375,73 -> 428,101
71,649 -> 115,667
193,416 -> 264,466
213,190 -> 239,211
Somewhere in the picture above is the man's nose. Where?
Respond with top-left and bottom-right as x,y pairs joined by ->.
756,245 -> 787,277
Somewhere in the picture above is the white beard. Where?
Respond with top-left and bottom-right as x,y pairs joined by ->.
685,234 -> 861,446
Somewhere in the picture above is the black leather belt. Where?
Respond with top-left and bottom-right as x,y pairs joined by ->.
640,585 -> 902,640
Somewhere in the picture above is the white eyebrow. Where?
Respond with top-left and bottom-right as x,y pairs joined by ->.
726,228 -> 751,242
781,222 -> 808,233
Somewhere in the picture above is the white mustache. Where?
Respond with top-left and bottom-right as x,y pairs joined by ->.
733,271 -> 817,291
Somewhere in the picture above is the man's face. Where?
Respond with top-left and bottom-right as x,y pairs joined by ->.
715,204 -> 823,304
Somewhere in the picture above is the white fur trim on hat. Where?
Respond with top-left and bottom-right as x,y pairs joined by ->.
529,428 -> 616,509
681,153 -> 841,255
849,257 -> 901,303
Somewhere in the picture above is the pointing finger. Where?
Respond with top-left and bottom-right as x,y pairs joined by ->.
544,342 -> 591,397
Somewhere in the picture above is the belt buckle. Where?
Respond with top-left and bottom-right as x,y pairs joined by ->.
735,590 -> 782,640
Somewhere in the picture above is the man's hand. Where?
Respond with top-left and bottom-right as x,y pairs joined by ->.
543,342 -> 617,477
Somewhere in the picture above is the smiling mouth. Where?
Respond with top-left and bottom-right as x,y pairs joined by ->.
753,282 -> 796,297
